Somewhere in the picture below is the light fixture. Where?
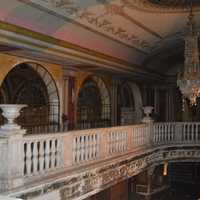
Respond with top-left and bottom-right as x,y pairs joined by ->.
177,3 -> 200,106
163,162 -> 168,176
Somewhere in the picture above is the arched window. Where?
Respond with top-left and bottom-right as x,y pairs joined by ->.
77,76 -> 111,129
0,62 -> 60,133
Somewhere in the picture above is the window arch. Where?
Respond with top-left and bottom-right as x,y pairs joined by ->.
0,62 -> 60,133
77,76 -> 111,129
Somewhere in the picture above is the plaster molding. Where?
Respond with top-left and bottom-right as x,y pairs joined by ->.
10,145 -> 200,200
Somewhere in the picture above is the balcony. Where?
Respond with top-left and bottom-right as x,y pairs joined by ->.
0,105 -> 200,200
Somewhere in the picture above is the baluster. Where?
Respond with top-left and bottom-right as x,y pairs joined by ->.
170,123 -> 173,141
84,135 -> 88,160
57,139 -> 63,168
87,134 -> 91,160
124,132 -> 126,151
96,134 -> 99,158
136,128 -> 139,146
143,126 -> 145,145
162,125 -> 164,143
156,124 -> 159,143
32,141 -> 38,174
142,127 -> 144,145
159,125 -> 161,143
186,124 -> 188,142
168,124 -> 170,141
163,124 -> 165,143
89,134 -> 92,160
119,132 -> 122,152
39,140 -> 45,173
26,142 -> 32,175
72,137 -> 77,163
123,132 -> 125,151
93,134 -> 96,158
80,136 -> 84,162
139,127 -> 141,146
140,127 -> 143,145
189,124 -> 192,141
182,123 -> 185,142
44,140 -> 50,171
90,134 -> 94,159
119,131 -> 121,152
113,131 -> 115,153
115,132 -> 118,152
158,125 -> 160,143
166,124 -> 168,142
23,143 -> 27,175
163,124 -> 165,142
114,132 -> 117,153
154,125 -> 157,144
77,136 -> 81,163
75,137 -> 80,163
193,124 -> 195,142
138,127 -> 141,146
132,128 -> 135,147
170,124 -> 172,141
51,139 -> 56,169
93,134 -> 96,159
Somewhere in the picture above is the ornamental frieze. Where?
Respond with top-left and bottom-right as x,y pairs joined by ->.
18,147 -> 200,200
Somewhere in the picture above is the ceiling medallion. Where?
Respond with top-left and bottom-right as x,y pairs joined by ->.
177,6 -> 200,106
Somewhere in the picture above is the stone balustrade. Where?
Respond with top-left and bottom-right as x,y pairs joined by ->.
153,122 -> 200,145
0,105 -> 200,199
22,124 -> 150,180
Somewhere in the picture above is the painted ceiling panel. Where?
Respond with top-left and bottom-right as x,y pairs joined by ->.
0,0 -> 199,73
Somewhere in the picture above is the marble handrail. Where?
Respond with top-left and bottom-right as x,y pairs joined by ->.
1,121 -> 200,193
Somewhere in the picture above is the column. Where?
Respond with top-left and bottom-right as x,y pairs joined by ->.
68,76 -> 76,130
154,87 -> 159,115
111,79 -> 119,126
63,76 -> 69,115
62,76 -> 69,130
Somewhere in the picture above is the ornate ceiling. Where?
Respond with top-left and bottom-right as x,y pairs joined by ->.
149,0 -> 200,7
0,0 -> 199,76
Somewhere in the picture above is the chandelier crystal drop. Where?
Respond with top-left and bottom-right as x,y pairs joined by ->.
177,5 -> 200,106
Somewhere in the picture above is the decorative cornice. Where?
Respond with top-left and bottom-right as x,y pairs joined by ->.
0,20 -> 164,80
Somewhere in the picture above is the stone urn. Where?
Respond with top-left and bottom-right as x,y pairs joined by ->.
142,106 -> 154,123
0,104 -> 27,135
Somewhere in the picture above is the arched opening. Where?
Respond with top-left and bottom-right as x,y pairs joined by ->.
0,62 -> 60,133
77,76 -> 111,129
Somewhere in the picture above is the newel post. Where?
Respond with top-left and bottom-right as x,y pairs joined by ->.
142,106 -> 154,146
0,104 -> 26,192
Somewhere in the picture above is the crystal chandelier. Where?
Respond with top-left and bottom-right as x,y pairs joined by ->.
177,5 -> 200,106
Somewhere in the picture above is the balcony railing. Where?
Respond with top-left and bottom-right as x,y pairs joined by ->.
1,120 -> 200,198
22,124 -> 150,178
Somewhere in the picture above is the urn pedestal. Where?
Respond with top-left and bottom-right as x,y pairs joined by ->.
142,106 -> 154,123
0,104 -> 27,136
